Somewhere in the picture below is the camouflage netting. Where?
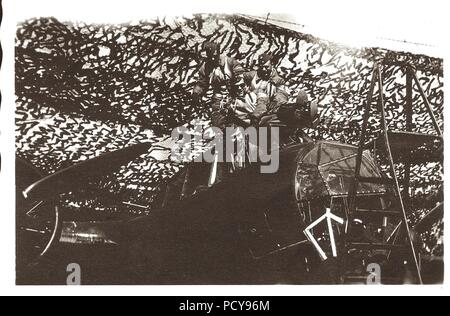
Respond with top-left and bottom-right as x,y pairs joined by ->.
15,14 -> 443,253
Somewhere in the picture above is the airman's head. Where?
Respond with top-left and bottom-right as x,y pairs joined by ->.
202,41 -> 221,65
257,53 -> 274,80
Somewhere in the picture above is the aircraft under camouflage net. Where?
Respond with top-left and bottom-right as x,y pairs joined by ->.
16,64 -> 443,285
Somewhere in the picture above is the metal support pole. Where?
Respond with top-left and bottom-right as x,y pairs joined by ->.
378,66 -> 423,285
348,64 -> 379,212
412,71 -> 443,136
404,67 -> 414,211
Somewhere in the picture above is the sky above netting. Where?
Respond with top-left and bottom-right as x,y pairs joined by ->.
12,0 -> 445,57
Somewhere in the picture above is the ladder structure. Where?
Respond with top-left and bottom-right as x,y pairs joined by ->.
345,63 -> 443,284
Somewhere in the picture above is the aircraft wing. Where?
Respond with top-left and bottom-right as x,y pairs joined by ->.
23,142 -> 154,201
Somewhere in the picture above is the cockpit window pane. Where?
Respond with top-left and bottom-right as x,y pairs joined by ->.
319,142 -> 358,165
295,164 -> 329,201
302,146 -> 320,165
318,154 -> 387,196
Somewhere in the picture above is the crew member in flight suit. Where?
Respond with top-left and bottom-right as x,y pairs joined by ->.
192,42 -> 247,186
192,42 -> 246,129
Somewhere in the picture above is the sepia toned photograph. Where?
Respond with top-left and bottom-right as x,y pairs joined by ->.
10,6 -> 444,287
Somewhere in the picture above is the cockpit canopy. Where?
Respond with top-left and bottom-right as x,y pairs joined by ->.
295,141 -> 388,201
